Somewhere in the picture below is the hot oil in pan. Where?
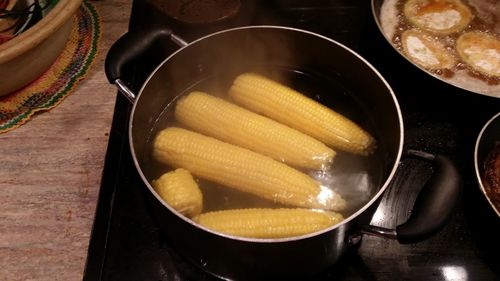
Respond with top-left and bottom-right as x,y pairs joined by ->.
378,0 -> 500,97
144,68 -> 386,220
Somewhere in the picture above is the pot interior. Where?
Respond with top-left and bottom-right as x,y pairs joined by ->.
475,112 -> 500,217
131,26 -> 403,226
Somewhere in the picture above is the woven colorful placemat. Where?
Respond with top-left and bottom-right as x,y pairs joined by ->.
0,0 -> 100,133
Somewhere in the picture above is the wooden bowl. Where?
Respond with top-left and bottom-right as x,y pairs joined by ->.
0,0 -> 83,96
0,0 -> 19,32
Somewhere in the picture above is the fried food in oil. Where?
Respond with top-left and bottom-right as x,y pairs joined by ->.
401,29 -> 457,69
456,32 -> 500,77
404,0 -> 473,35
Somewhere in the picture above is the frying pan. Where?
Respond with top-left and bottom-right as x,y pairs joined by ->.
475,112 -> 500,217
105,25 -> 461,280
371,0 -> 500,98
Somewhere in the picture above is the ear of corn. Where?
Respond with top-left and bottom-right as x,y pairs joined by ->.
228,73 -> 376,155
153,127 -> 346,211
152,168 -> 203,218
175,91 -> 336,170
194,208 -> 344,239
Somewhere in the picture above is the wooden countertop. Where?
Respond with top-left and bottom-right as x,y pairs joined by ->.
0,1 -> 131,280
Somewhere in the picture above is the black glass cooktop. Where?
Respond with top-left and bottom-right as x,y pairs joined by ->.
84,1 -> 500,280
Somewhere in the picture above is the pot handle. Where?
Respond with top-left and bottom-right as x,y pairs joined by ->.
360,150 -> 461,244
104,25 -> 188,102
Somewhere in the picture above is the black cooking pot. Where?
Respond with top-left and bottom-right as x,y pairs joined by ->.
371,0 -> 500,98
105,25 -> 461,280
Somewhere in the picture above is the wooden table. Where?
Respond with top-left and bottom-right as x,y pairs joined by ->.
0,1 -> 131,280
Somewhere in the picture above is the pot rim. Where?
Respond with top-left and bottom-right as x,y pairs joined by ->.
474,111 -> 500,218
128,25 -> 405,242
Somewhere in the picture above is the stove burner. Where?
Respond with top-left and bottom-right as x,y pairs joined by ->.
152,0 -> 240,24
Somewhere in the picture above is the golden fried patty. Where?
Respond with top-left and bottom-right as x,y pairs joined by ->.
401,29 -> 457,69
456,32 -> 500,77
404,0 -> 473,35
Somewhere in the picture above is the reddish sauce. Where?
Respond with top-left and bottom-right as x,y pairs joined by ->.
0,0 -> 8,10
483,142 -> 500,212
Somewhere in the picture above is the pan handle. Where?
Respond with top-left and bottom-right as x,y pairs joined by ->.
359,150 -> 461,244
104,25 -> 188,102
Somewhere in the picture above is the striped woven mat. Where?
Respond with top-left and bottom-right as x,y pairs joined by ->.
0,0 -> 100,133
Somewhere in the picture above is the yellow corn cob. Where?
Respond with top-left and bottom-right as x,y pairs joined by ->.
194,208 -> 344,238
229,73 -> 376,155
153,127 -> 346,211
152,168 -> 203,218
175,91 -> 336,170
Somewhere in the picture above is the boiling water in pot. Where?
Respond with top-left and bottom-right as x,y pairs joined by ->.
142,68 -> 387,219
